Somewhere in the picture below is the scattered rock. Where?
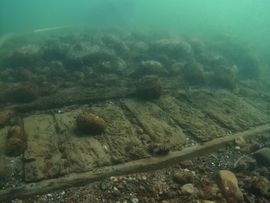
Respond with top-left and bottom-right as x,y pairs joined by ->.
246,176 -> 270,196
235,136 -> 247,147
0,109 -> 16,126
201,201 -> 216,203
0,155 -> 6,178
210,65 -> 238,89
130,197 -> 139,203
5,125 -> 27,157
8,83 -> 39,103
148,143 -> 170,156
134,60 -> 167,76
3,49 -> 39,68
181,183 -> 198,195
253,147 -> 270,166
150,39 -> 193,60
173,171 -> 195,184
180,160 -> 194,168
136,75 -> 162,100
182,61 -> 205,85
76,112 -> 106,134
218,170 -> 243,202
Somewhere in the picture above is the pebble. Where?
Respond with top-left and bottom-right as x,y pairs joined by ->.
180,160 -> 194,168
173,171 -> 195,184
131,197 -> 139,203
201,201 -> 216,203
253,147 -> 270,166
181,183 -> 198,195
234,136 -> 247,147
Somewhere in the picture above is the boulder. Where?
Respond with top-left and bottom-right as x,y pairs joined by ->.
218,170 -> 243,202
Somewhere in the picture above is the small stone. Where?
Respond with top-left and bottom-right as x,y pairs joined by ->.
131,197 -> 139,203
180,160 -> 194,168
112,186 -> 121,197
253,147 -> 270,166
235,146 -> 241,150
173,171 -> 195,184
5,125 -> 27,157
100,181 -> 107,190
235,136 -> 246,147
141,175 -> 147,180
181,183 -> 198,195
218,170 -> 243,202
201,201 -> 216,203
0,109 -> 15,126
0,155 -> 6,178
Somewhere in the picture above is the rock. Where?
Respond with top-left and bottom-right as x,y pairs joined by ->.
8,83 -> 39,103
5,125 -> 27,157
169,62 -> 185,75
234,136 -> 247,147
182,61 -> 205,85
130,197 -> 139,203
253,147 -> 270,166
148,143 -> 170,156
136,75 -> 162,100
40,40 -> 69,61
0,109 -> 16,126
246,176 -> 270,196
180,160 -> 194,168
173,171 -> 195,184
101,34 -> 129,55
181,183 -> 198,195
150,39 -> 193,60
201,201 -> 216,203
134,60 -> 167,77
3,48 -> 40,68
218,170 -> 243,202
200,178 -> 221,200
0,155 -> 6,178
210,65 -> 238,89
76,112 -> 106,134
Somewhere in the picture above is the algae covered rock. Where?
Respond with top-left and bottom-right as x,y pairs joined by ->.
182,61 -> 205,85
5,125 -> 27,157
76,113 -> 106,134
8,82 -> 39,103
0,109 -> 15,126
132,60 -> 168,77
218,170 -> 243,202
136,75 -> 162,100
210,65 -> 238,89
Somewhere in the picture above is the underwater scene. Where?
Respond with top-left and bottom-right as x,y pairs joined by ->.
0,0 -> 270,202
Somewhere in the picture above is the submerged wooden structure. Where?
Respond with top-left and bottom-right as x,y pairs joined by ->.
0,80 -> 270,201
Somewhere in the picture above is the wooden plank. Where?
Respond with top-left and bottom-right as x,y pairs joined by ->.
157,96 -> 227,141
23,114 -> 67,182
122,99 -> 186,149
189,90 -> 270,131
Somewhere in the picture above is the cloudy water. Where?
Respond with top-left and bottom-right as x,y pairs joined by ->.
1,0 -> 270,40
1,1 -> 270,202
